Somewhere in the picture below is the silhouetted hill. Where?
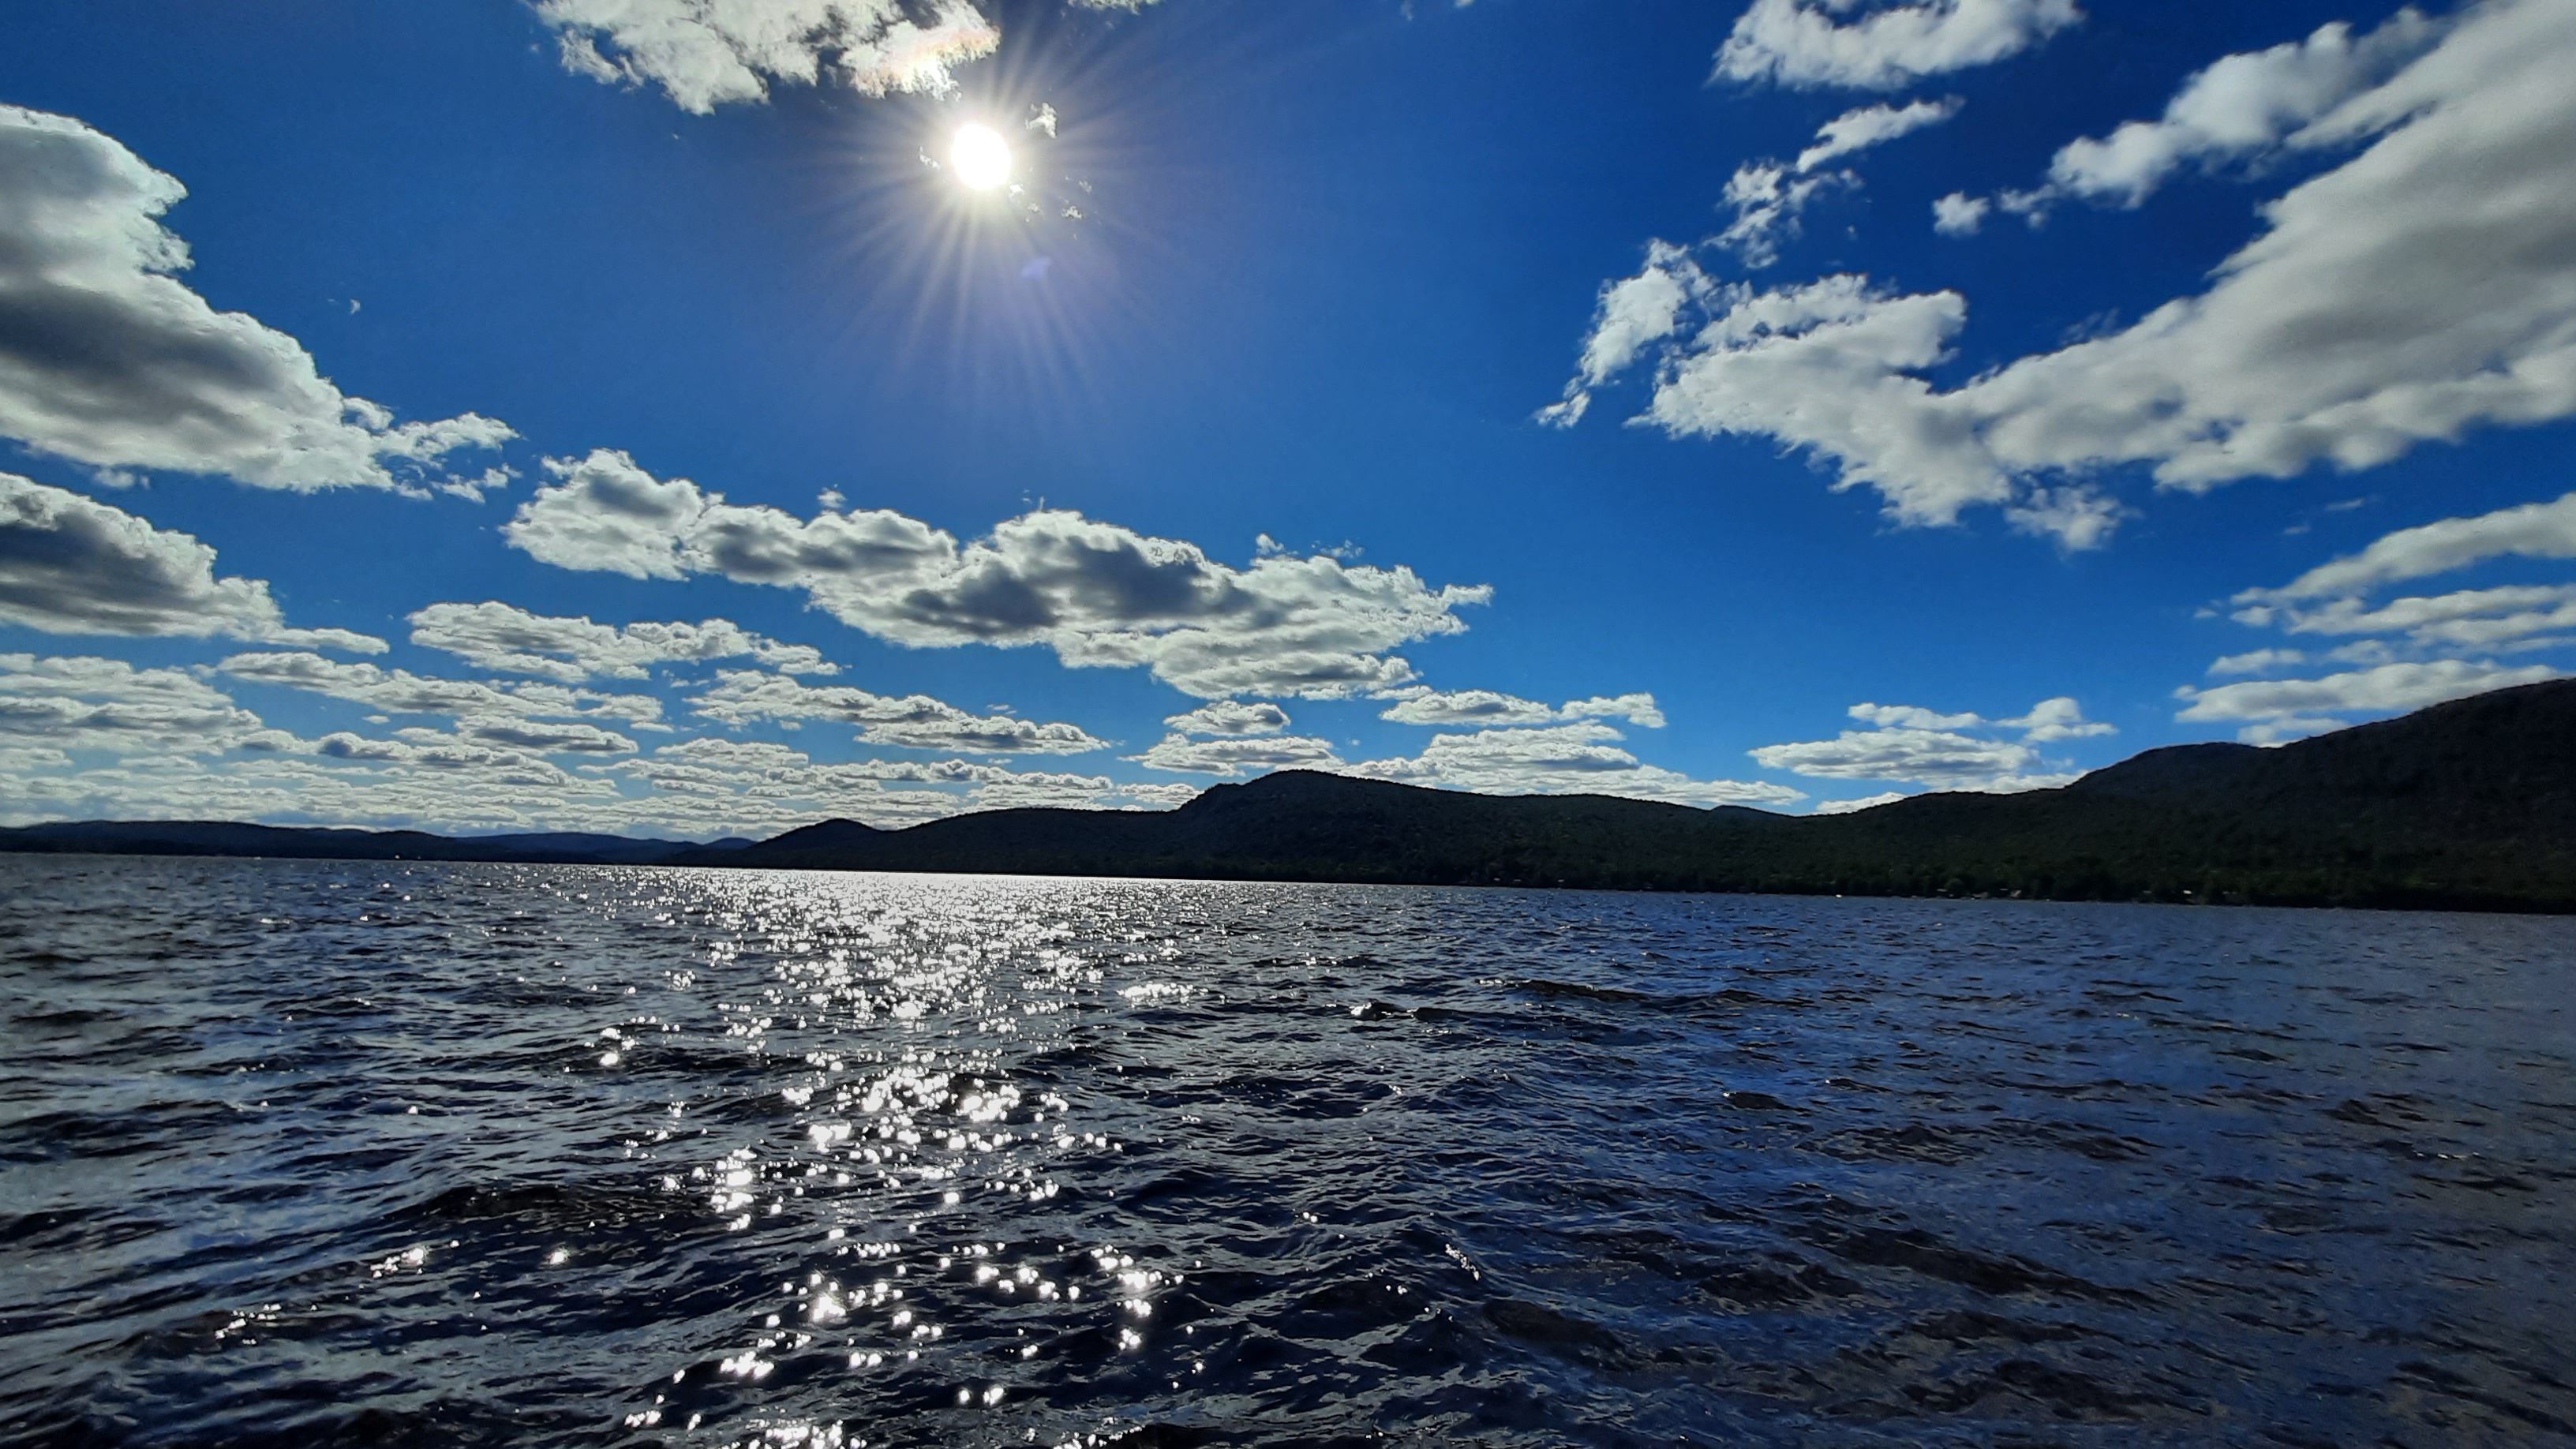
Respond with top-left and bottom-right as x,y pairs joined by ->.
0,819 -> 732,866
689,678 -> 2576,911
6,680 -> 2571,910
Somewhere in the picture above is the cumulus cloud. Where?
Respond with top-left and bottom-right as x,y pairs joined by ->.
1130,698 -> 1335,773
598,739 -> 1191,829
2244,585 -> 2576,654
448,717 -> 639,754
1749,695 -> 2110,792
2174,659 -> 2559,742
5,726 -> 605,829
2187,489 -> 2576,738
1550,105 -> 1959,421
1930,191 -> 1990,235
1795,97 -> 1961,172
1133,731 -> 1342,777
1631,275 -> 2002,524
687,668 -> 1106,754
0,652 -> 269,754
0,107 -> 511,492
1713,99 -> 1960,271
2245,490 -> 2576,601
1162,699 -> 1290,736
1715,163 -> 1847,271
1714,0 -> 2080,91
0,661 -> 1189,834
2000,694 -> 2117,741
538,0 -> 1002,114
1537,241 -> 1713,427
2236,498 -> 2576,653
1376,687 -> 1664,728
1751,727 -> 2048,787
407,601 -> 833,683
1339,721 -> 1803,808
215,651 -> 663,732
1810,790 -> 1908,815
0,473 -> 382,651
1133,687 -> 1738,799
1582,0 -> 2576,548
504,448 -> 1490,698
2001,485 -> 2127,552
2019,9 -> 2444,215
2209,647 -> 2308,677
1845,702 -> 1980,730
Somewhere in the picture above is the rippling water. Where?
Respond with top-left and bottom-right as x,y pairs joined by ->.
4,856 -> 2574,1448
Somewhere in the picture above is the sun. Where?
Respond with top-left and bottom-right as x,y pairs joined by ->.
949,123 -> 1012,191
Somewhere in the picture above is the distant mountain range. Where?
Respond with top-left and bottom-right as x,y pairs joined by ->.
0,819 -> 749,866
7,680 -> 2571,912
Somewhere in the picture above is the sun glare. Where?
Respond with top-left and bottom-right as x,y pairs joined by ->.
950,123 -> 1012,190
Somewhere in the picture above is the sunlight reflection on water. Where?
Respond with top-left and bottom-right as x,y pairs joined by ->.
2,856 -> 2572,1447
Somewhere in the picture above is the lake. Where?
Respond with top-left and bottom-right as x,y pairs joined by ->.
3,855 -> 2571,1447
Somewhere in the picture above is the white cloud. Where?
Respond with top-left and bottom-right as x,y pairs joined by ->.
215,651 -> 664,729
1133,732 -> 1342,777
537,0 -> 1002,114
2174,658 -> 2559,741
407,601 -> 833,683
0,652 -> 269,754
601,740 -> 1193,829
0,655 -> 1188,835
1634,275 -> 2004,526
595,740 -> 1193,829
1556,693 -> 1668,728
0,107 -> 512,492
2209,647 -> 2307,677
451,717 -> 639,754
1162,699 -> 1290,736
1133,691 -> 1757,803
1714,0 -> 2081,91
2001,694 -> 2116,741
1376,688 -> 1665,728
2246,490 -> 2576,601
504,448 -> 1491,698
687,668 -> 1106,754
1810,790 -> 1908,814
1795,97 -> 1961,172
2190,489 -> 2576,736
1750,694 -> 2108,791
1598,0 -> 2576,547
1715,100 -> 1960,271
2001,484 -> 2126,551
1341,721 -> 1803,808
1537,241 -> 1714,427
1930,191 -> 1990,235
0,473 -> 383,651
0,707 -> 635,832
1751,725 -> 2046,786
9,743 -> 606,831
2029,9 -> 2444,212
1716,163 -> 1846,271
1847,701 -> 1979,730
2248,584 -> 2576,653
1541,95 -> 1955,373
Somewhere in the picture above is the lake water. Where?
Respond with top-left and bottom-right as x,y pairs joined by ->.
3,855 -> 2573,1448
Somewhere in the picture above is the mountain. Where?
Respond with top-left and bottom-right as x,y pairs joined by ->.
688,679 -> 2576,911
0,819 -> 734,866
6,679 -> 2570,911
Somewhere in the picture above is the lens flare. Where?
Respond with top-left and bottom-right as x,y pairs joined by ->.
950,124 -> 1011,190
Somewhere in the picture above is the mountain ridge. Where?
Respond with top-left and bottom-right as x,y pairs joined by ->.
6,679 -> 2570,911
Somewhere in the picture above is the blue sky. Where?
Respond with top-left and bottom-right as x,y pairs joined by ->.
2,0 -> 2572,836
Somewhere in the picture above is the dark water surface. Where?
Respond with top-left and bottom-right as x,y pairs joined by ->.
4,856 -> 2573,1448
